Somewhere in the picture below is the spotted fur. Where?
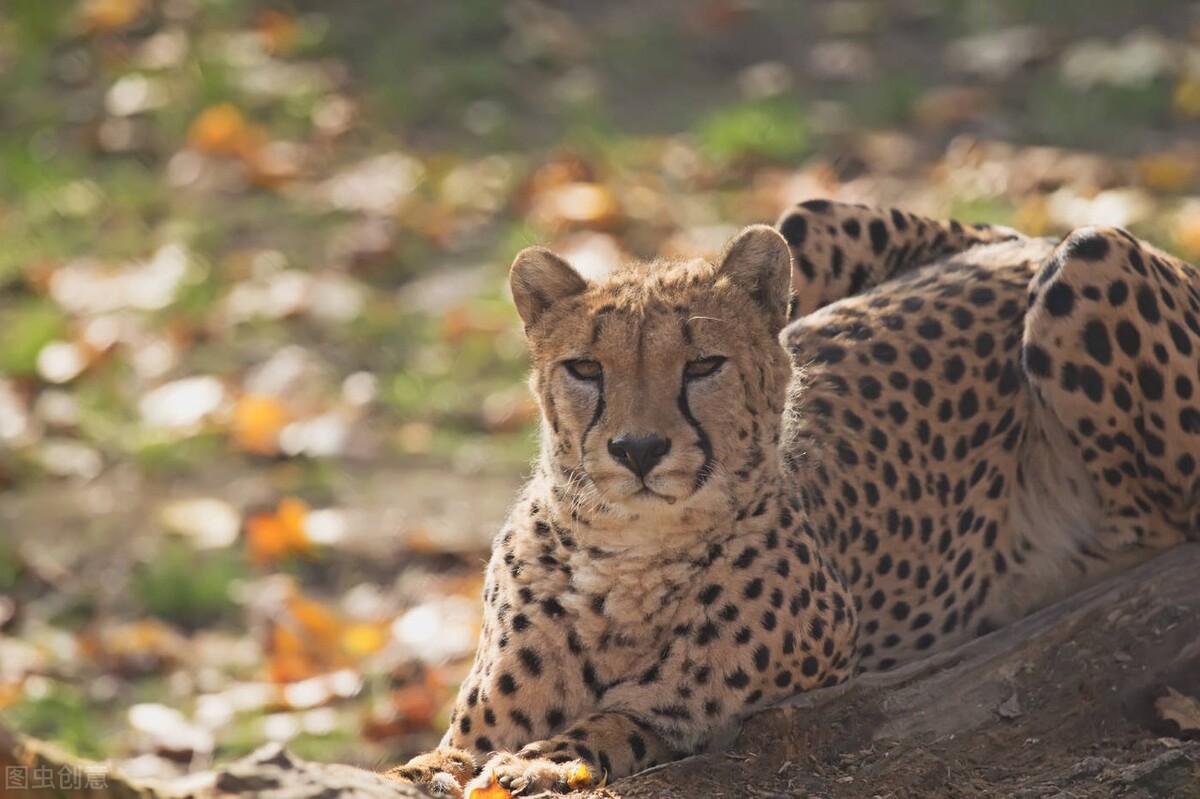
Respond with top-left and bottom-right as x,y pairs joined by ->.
384,202 -> 1200,796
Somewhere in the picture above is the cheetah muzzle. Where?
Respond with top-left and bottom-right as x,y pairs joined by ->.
383,201 -> 1200,797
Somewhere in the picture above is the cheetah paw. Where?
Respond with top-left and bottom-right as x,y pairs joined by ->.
381,748 -> 475,797
465,753 -> 601,796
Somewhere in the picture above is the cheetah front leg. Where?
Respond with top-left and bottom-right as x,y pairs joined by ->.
1022,227 -> 1200,551
776,199 -> 1019,317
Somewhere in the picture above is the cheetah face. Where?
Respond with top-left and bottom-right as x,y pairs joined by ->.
509,226 -> 794,528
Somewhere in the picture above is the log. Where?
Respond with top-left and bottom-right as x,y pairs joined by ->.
4,545 -> 1199,799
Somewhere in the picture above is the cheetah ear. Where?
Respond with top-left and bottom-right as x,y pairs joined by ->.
509,246 -> 588,330
717,225 -> 792,325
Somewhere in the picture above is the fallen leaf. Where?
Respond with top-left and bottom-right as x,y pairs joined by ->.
231,394 -> 290,455
340,621 -> 389,658
567,762 -> 594,790
1173,77 -> 1200,119
1155,687 -> 1200,733
256,9 -> 298,55
467,773 -> 511,799
246,497 -> 312,564
188,104 -> 250,157
79,0 -> 143,32
1135,152 -> 1196,192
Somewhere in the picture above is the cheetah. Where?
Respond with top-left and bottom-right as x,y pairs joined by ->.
385,201 -> 1200,797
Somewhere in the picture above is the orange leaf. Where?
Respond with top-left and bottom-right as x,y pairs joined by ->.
341,621 -> 388,657
79,0 -> 143,33
0,681 -> 22,709
188,104 -> 249,157
231,394 -> 289,455
286,590 -> 340,642
256,9 -> 298,55
567,763 -> 594,790
467,773 -> 512,799
246,497 -> 312,564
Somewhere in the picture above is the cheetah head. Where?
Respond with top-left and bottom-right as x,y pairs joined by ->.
510,225 -> 794,530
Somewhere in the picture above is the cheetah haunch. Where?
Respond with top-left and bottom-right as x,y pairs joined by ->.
385,201 -> 1200,796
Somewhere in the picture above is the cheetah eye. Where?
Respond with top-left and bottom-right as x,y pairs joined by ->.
684,356 -> 727,379
563,359 -> 602,381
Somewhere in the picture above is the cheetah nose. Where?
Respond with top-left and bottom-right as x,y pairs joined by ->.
608,434 -> 671,478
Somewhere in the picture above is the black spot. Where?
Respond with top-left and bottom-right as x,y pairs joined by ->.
1066,231 -> 1110,261
943,355 -> 966,383
869,219 -> 889,254
518,647 -> 543,676
1078,367 -> 1105,403
1137,365 -> 1164,401
726,669 -> 751,689
628,734 -> 647,760
916,318 -> 944,340
1023,344 -> 1052,378
801,656 -> 820,677
968,286 -> 996,306
1137,285 -> 1161,324
871,342 -> 898,364
753,645 -> 771,672
1043,282 -> 1075,317
1082,320 -> 1113,365
1168,322 -> 1194,356
958,388 -> 979,420
1108,280 -> 1129,306
497,673 -> 518,694
476,736 -> 494,752
780,213 -> 808,247
858,375 -> 882,400
1115,321 -> 1141,357
816,344 -> 846,364
699,584 -> 723,605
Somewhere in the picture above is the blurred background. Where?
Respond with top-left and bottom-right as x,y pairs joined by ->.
1,0 -> 1199,780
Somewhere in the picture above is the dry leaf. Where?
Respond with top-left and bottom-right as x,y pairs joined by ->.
340,621 -> 388,658
79,0 -> 143,32
188,104 -> 250,156
246,497 -> 312,564
1173,77 -> 1200,119
231,394 -> 290,455
1135,152 -> 1196,192
1156,687 -> 1200,733
467,773 -> 512,799
567,762 -> 595,790
256,9 -> 298,55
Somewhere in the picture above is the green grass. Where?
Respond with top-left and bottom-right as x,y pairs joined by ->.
0,300 -> 66,377
695,99 -> 812,164
132,542 -> 247,630
3,686 -> 107,759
